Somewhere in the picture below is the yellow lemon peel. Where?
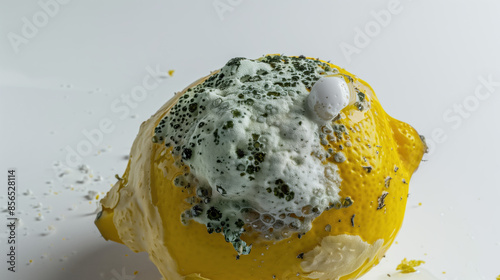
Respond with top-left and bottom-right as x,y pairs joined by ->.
396,258 -> 425,274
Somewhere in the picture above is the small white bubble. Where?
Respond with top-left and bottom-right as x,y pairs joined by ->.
308,76 -> 350,122
325,224 -> 332,232
213,98 -> 222,107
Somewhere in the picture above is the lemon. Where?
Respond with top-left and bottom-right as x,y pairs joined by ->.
95,55 -> 426,280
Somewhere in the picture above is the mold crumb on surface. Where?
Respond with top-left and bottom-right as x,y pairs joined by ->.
86,190 -> 98,200
42,225 -> 56,236
396,258 -> 425,273
158,69 -> 175,79
19,159 -> 121,274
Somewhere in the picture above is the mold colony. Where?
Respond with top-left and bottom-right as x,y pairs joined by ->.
153,55 -> 366,255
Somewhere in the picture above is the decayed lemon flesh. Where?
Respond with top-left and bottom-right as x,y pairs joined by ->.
96,57 -> 426,280
94,207 -> 121,244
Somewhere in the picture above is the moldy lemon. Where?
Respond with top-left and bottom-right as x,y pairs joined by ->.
95,55 -> 427,280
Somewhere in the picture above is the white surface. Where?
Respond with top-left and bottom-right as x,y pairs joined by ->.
1,1 -> 500,280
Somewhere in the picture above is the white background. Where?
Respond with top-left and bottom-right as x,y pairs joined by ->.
1,1 -> 500,280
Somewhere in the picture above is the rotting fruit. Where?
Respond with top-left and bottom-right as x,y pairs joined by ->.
95,55 -> 427,280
